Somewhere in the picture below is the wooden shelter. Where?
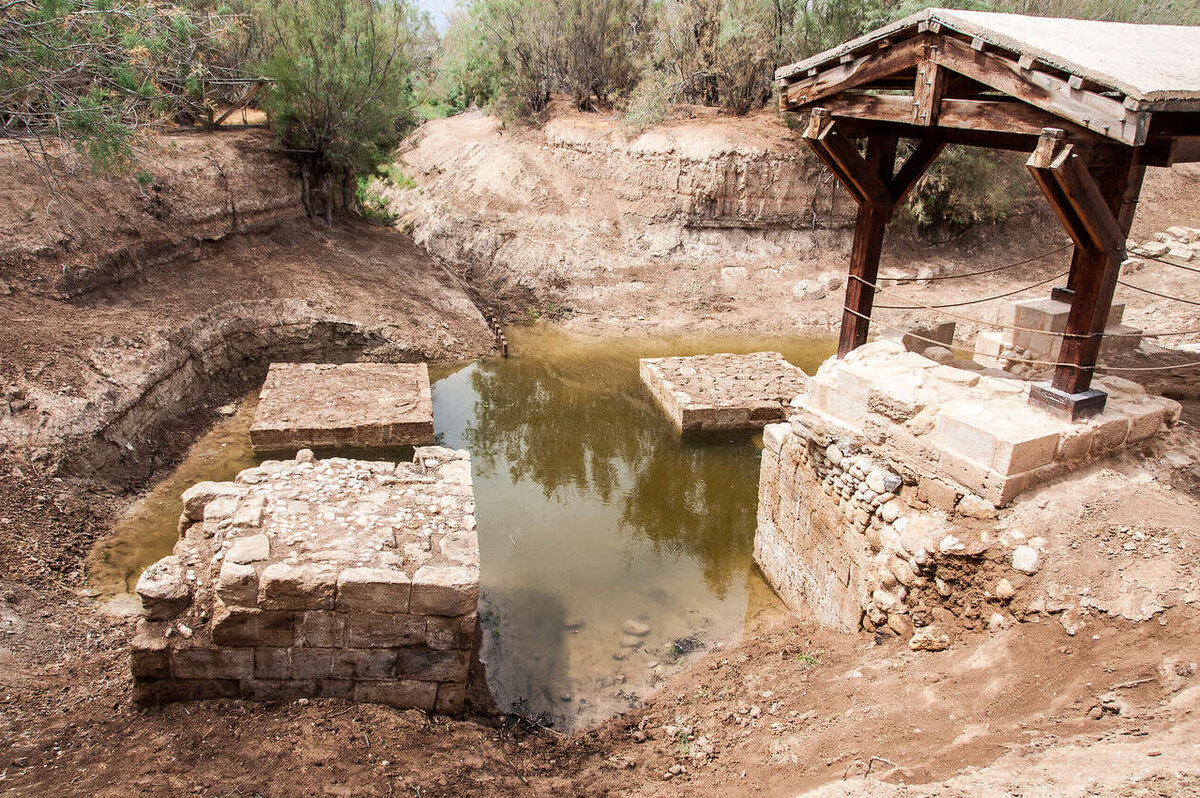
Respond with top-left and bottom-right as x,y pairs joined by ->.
777,8 -> 1200,419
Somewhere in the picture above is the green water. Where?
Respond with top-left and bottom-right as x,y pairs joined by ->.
88,327 -> 834,728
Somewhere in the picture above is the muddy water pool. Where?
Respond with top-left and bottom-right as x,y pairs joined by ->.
89,327 -> 833,728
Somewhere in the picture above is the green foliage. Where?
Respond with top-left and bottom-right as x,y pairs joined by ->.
354,175 -> 400,225
901,145 -> 1031,234
256,0 -> 422,221
0,0 -> 247,172
436,0 -> 653,119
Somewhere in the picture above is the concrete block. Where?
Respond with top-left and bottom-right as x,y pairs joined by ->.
336,567 -> 412,613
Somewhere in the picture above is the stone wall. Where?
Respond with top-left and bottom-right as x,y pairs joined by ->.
132,447 -> 479,712
755,340 -> 1181,643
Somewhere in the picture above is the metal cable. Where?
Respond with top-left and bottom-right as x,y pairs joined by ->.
875,244 -> 1073,282
868,270 -> 1070,310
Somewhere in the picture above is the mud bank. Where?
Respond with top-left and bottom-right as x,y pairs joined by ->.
0,132 -> 495,486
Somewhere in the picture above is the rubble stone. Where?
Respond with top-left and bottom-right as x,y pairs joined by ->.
132,449 -> 479,713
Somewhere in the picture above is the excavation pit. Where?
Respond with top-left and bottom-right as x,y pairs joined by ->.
640,352 -> 808,434
249,362 -> 435,453
131,447 -> 479,712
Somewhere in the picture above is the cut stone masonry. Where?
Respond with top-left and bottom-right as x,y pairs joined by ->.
132,447 -> 479,712
639,352 -> 808,433
755,341 -> 1180,637
250,362 -> 435,453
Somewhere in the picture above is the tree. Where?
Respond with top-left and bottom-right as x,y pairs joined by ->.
257,0 -> 419,223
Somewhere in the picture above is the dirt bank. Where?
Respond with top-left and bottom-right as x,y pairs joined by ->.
2,112 -> 1200,797
389,105 -> 1200,349
0,132 -> 495,487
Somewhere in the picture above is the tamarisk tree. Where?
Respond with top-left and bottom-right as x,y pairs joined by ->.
257,0 -> 418,224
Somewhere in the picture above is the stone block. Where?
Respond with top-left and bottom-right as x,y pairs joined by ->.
227,534 -> 270,564
397,648 -> 470,683
171,647 -> 253,680
762,423 -> 789,454
296,611 -> 345,648
411,565 -> 480,616
345,613 -> 427,648
181,481 -> 249,521
435,683 -> 467,715
203,496 -> 239,525
250,362 -> 435,452
1126,405 -> 1165,442
240,679 -> 316,702
232,496 -> 266,529
1090,410 -> 1131,452
1056,426 -> 1095,461
135,556 -> 191,621
330,649 -> 398,680
259,563 -> 336,610
426,614 -> 476,650
216,561 -> 258,607
972,331 -> 1006,369
254,648 -> 333,680
212,605 -> 295,647
355,680 -> 437,711
336,568 -> 412,613
934,403 -> 1059,475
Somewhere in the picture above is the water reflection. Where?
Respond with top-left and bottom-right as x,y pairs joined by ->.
437,328 -> 833,727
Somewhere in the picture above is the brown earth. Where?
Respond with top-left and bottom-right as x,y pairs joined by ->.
2,110 -> 1200,796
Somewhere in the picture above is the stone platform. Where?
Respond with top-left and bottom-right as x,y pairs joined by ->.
132,447 -> 479,712
639,352 -> 808,434
755,341 -> 1180,633
249,362 -> 434,453
974,296 -> 1140,368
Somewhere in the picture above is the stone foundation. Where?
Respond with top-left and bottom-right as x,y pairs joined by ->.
249,362 -> 435,453
639,352 -> 808,433
974,296 -> 1140,369
755,340 -> 1181,637
802,341 -> 1179,506
132,447 -> 478,712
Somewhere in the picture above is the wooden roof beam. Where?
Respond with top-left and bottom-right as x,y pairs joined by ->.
931,35 -> 1149,145
802,110 -> 894,210
781,35 -> 930,110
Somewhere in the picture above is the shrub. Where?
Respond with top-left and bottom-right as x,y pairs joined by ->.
257,0 -> 421,223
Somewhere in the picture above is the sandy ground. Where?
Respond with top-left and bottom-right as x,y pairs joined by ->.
1,116 -> 1200,795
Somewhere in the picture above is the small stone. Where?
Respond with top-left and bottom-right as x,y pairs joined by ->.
865,469 -> 887,493
825,444 -> 843,466
296,449 -> 315,463
995,578 -> 1016,601
909,626 -> 951,651
987,613 -> 1007,631
1012,545 -> 1041,575
622,619 -> 650,636
887,612 -> 914,637
879,498 -> 905,523
956,494 -> 998,520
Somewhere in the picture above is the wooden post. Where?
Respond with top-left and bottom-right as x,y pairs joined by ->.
803,110 -> 943,358
840,135 -> 895,356
1026,130 -> 1140,418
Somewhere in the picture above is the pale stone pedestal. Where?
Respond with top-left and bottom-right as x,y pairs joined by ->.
250,362 -> 434,453
639,352 -> 808,434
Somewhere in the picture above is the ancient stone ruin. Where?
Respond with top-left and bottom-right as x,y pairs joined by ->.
755,340 -> 1181,638
249,362 -> 435,453
639,352 -> 808,433
132,447 -> 479,712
